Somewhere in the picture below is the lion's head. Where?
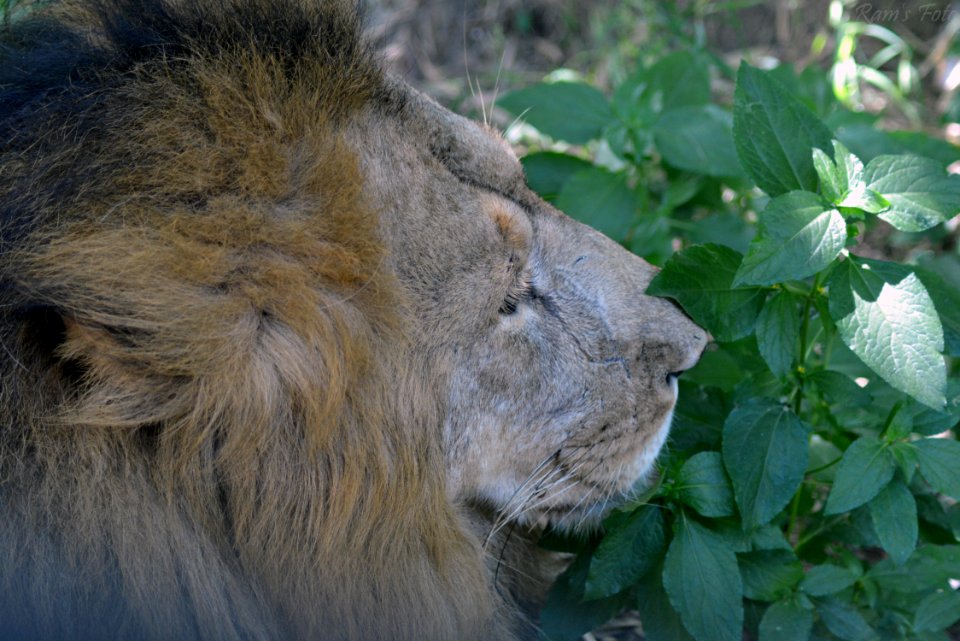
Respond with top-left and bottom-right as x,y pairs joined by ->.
0,1 -> 705,640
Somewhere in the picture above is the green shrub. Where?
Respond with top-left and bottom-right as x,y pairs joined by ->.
500,53 -> 960,641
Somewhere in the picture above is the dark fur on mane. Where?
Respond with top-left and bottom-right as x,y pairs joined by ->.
1,0 -> 379,244
0,0 -> 374,116
0,0 -> 389,348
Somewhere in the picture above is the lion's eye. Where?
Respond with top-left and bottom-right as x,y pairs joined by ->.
498,277 -> 534,316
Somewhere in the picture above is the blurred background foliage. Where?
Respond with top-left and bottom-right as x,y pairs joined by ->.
366,0 -> 960,132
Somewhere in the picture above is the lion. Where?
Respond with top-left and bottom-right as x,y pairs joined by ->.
0,1 -> 707,639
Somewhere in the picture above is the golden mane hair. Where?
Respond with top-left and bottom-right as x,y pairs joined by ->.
0,1 -> 513,638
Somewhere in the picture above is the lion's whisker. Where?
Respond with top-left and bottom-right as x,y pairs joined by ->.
486,446 -> 585,531
489,47 -> 507,125
486,469 -> 564,544
511,461 -> 586,522
494,466 -> 574,534
483,450 -> 564,547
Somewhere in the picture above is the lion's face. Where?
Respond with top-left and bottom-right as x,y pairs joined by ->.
354,82 -> 707,531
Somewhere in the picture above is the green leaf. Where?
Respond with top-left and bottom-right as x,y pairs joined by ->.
670,381 -> 728,452
584,506 -> 665,600
908,379 -> 960,436
653,105 -> 744,178
663,515 -> 743,641
682,349 -> 743,393
675,452 -> 736,517
915,438 -> 960,499
555,167 -> 635,241
825,436 -> 896,515
738,549 -> 803,601
722,399 -> 810,528
817,597 -> 878,641
915,494 -> 957,539
868,479 -> 917,566
807,435 -> 844,483
646,51 -> 712,112
733,192 -> 845,286
520,152 -> 593,201
660,175 -> 705,211
888,131 -> 960,167
889,441 -> 920,483
863,155 -> 960,232
799,564 -> 858,596
539,551 -> 625,641
646,244 -> 766,342
812,140 -> 889,212
751,524 -> 793,551
755,291 -> 801,377
758,599 -> 814,641
732,63 -> 835,196
498,81 -> 612,144
868,545 -> 960,594
813,146 -> 846,203
910,398 -> 960,437
839,186 -> 889,214
914,589 -> 960,632
828,257 -> 946,410
710,520 -> 753,553
882,404 -> 914,442
809,370 -> 873,408
615,52 -> 712,125
831,140 -> 863,189
635,564 -> 696,641
813,140 -> 859,201
915,266 -> 960,358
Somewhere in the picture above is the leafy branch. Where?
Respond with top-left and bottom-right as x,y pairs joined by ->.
500,47 -> 960,641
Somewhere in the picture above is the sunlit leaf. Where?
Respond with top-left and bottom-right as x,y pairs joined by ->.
828,257 -> 946,410
734,192 -> 845,286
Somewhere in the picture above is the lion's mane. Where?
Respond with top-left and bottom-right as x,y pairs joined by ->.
0,2 -> 507,639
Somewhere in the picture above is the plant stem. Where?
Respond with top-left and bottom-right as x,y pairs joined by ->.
793,274 -> 821,416
879,401 -> 905,440
795,516 -> 846,554
805,456 -> 842,476
787,487 -> 802,546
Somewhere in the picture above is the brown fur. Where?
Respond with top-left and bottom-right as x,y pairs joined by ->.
0,1 -> 706,639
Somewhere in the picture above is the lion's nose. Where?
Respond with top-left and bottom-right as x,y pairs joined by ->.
633,298 -> 708,378
676,324 -> 708,373
674,321 -> 708,377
